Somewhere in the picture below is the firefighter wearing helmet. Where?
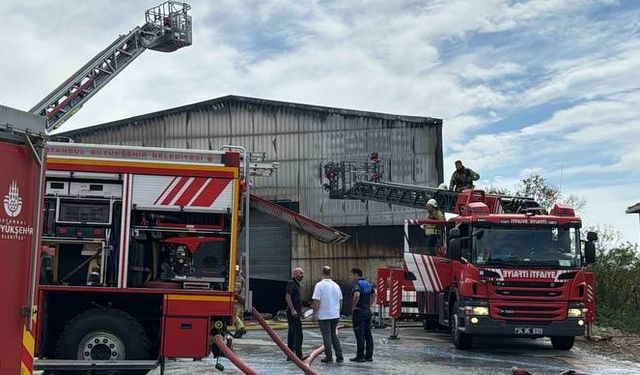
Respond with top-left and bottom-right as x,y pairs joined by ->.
421,199 -> 445,255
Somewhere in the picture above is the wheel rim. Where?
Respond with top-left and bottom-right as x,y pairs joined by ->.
77,330 -> 125,361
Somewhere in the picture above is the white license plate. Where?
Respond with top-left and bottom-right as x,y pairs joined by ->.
514,327 -> 543,335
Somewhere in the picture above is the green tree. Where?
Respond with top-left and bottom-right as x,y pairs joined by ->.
486,174 -> 586,211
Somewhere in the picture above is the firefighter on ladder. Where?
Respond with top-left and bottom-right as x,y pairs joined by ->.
421,199 -> 445,255
369,152 -> 382,182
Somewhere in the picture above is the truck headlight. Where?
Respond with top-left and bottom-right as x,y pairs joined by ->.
568,308 -> 585,318
464,306 -> 489,316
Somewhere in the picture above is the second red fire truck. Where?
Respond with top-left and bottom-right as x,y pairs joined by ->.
324,160 -> 597,351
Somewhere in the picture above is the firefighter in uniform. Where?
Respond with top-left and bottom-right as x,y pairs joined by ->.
449,160 -> 480,192
233,265 -> 247,338
422,199 -> 445,255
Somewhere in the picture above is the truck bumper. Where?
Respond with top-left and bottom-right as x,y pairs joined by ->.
459,316 -> 585,337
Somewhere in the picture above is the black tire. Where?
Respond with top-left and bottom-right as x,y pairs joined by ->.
550,336 -> 575,350
451,302 -> 473,349
54,308 -> 150,375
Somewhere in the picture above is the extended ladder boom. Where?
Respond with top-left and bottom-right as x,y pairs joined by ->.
323,160 -> 541,215
345,180 -> 460,213
30,1 -> 192,133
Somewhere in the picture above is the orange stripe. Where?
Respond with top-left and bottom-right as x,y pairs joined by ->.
47,158 -> 239,176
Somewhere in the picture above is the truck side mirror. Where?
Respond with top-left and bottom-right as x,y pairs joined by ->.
586,231 -> 598,242
449,238 -> 462,261
449,228 -> 461,239
584,241 -> 596,265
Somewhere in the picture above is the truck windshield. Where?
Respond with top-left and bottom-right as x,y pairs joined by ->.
473,226 -> 580,268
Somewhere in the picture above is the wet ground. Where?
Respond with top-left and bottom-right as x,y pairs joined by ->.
149,325 -> 640,375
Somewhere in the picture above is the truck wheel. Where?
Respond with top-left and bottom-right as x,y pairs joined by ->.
550,336 -> 575,350
54,308 -> 150,375
451,302 -> 473,349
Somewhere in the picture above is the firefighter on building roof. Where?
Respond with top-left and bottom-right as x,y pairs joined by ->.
422,199 -> 445,255
449,160 -> 480,192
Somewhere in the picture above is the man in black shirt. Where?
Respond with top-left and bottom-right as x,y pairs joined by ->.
285,267 -> 306,360
350,267 -> 375,362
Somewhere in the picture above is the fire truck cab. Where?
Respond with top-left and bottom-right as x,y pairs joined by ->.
35,142 -> 245,373
393,189 -> 597,350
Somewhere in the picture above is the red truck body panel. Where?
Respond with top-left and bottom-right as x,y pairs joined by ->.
0,141 -> 39,375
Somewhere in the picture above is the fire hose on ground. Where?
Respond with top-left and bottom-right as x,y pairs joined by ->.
213,335 -> 259,375
303,324 -> 345,366
213,305 -> 346,375
250,307 -> 321,375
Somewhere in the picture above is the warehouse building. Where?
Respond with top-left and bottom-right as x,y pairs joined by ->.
59,95 -> 443,312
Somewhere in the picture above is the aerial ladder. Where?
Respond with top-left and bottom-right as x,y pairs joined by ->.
323,159 -> 542,214
30,1 -> 193,133
0,3 -> 191,375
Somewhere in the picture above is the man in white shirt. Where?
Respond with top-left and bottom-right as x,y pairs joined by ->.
312,266 -> 344,363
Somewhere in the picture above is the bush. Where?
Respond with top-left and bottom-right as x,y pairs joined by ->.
587,225 -> 640,332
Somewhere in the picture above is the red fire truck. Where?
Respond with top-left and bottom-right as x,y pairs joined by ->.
324,162 -> 597,351
32,142 -> 247,373
0,106 -> 46,375
383,190 -> 597,350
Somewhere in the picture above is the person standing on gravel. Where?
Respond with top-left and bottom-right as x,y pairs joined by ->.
285,267 -> 307,360
312,266 -> 344,363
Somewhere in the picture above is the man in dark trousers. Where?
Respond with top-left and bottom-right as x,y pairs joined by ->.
285,267 -> 306,360
449,160 -> 480,192
349,267 -> 375,362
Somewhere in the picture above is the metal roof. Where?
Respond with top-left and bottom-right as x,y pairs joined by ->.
58,95 -> 442,138
249,194 -> 350,244
627,202 -> 640,214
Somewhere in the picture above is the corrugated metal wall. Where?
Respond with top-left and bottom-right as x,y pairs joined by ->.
237,209 -> 291,281
62,96 -> 443,297
64,96 -> 443,227
292,226 -> 406,302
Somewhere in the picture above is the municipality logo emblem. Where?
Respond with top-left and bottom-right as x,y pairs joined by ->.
3,180 -> 23,218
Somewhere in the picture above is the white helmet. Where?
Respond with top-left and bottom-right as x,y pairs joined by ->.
427,199 -> 438,208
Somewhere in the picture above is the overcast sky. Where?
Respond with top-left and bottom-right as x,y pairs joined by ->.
1,0 -> 639,244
